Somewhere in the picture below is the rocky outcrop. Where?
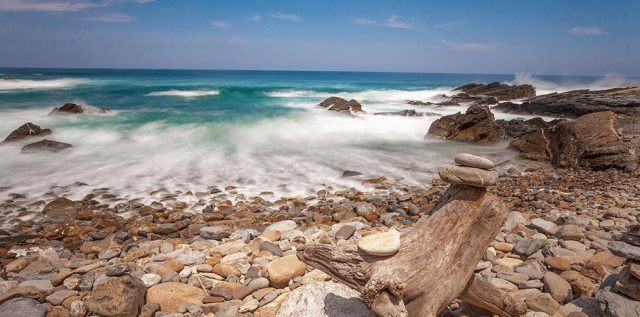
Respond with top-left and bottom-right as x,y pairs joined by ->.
510,111 -> 640,171
318,97 -> 364,114
497,117 -> 561,139
21,139 -> 73,153
374,109 -> 439,117
493,87 -> 640,118
453,82 -> 536,101
426,105 -> 500,143
49,103 -> 111,115
1,123 -> 52,144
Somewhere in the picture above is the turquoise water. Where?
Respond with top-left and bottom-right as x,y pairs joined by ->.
1,69 -> 639,202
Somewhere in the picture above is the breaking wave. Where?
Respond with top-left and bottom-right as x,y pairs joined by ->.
146,89 -> 220,98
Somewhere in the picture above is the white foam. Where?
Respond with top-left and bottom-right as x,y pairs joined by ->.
508,73 -> 640,96
146,89 -> 220,98
265,88 -> 453,103
0,78 -> 86,91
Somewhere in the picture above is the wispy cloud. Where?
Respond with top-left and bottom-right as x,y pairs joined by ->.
439,40 -> 498,52
76,12 -> 135,22
247,14 -> 262,22
0,0 -> 153,12
268,12 -> 302,22
570,27 -> 606,35
353,15 -> 421,30
210,20 -> 232,28
435,21 -> 466,29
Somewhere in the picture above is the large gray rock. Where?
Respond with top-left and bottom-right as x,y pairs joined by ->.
595,274 -> 640,317
504,211 -> 527,231
438,164 -> 498,187
0,298 -> 46,317
276,281 -> 376,317
199,226 -> 232,240
21,139 -> 73,153
514,239 -> 548,256
608,241 -> 640,261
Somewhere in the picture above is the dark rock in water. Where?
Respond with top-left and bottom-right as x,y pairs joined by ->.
493,87 -> 640,118
511,111 -> 640,171
453,82 -> 536,101
319,97 -> 364,114
426,105 -> 500,143
407,100 -> 433,106
595,273 -> 640,317
48,103 -> 110,115
342,170 -> 363,178
21,139 -> 73,153
450,93 -> 499,106
1,123 -> 52,144
374,109 -> 439,117
0,298 -> 46,317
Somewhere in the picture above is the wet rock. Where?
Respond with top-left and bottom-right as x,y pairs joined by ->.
1,123 -> 52,144
49,103 -> 110,115
453,82 -> 535,101
21,139 -> 73,154
318,97 -> 364,114
427,105 -> 500,143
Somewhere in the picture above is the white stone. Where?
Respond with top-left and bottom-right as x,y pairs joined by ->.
264,220 -> 297,233
276,281 -> 376,317
357,230 -> 400,256
454,153 -> 495,170
140,273 -> 161,288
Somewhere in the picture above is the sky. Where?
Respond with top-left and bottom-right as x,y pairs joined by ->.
0,0 -> 639,76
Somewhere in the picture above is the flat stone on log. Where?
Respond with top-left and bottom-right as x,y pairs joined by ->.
357,230 -> 400,256
438,164 -> 498,187
455,153 -> 495,170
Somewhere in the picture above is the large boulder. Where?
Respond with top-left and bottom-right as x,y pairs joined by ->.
510,111 -> 640,171
84,275 -> 146,317
497,117 -> 560,139
493,87 -> 640,118
21,139 -> 73,153
453,82 -> 535,101
276,281 -> 376,317
595,273 -> 640,317
318,97 -> 364,114
426,105 -> 500,143
1,123 -> 52,144
49,103 -> 110,115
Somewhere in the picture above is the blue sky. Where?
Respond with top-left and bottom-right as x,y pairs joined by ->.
0,0 -> 638,76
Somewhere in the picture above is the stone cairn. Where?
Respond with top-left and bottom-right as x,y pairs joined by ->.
438,153 -> 498,187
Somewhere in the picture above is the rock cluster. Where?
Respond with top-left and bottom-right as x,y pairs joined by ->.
49,103 -> 111,115
494,87 -> 640,118
318,97 -> 364,115
426,105 -> 500,143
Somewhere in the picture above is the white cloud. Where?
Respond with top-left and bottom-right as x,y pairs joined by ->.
353,15 -> 420,30
210,20 -> 232,28
268,12 -> 302,22
570,27 -> 606,35
0,0 -> 153,12
247,14 -> 262,22
76,12 -> 135,22
439,40 -> 498,52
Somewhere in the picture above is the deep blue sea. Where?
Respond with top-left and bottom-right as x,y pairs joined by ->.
1,68 -> 639,203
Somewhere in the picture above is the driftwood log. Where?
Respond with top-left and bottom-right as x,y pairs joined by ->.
298,184 -> 527,317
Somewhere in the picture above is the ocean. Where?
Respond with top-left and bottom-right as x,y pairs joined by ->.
1,68 -> 639,203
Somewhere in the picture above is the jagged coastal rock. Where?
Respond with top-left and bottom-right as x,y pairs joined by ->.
1,123 -> 52,144
426,104 -> 500,143
48,103 -> 111,115
494,87 -> 640,118
318,97 -> 364,114
453,82 -> 536,101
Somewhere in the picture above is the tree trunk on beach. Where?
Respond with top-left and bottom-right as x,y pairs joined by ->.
297,184 -> 527,317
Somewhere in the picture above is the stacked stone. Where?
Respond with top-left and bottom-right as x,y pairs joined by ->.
604,223 -> 640,301
438,153 -> 498,187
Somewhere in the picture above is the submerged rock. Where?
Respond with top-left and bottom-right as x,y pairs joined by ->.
21,139 -> 73,153
318,97 -> 364,114
48,103 -> 111,115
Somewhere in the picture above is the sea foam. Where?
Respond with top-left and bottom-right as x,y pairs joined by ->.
146,89 -> 220,97
0,78 -> 85,91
